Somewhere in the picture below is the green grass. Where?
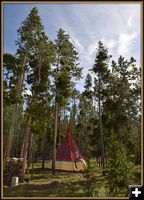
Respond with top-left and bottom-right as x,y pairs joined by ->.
3,161 -> 141,197
3,171 -> 85,197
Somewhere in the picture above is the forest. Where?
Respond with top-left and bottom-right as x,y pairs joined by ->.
3,7 -> 141,197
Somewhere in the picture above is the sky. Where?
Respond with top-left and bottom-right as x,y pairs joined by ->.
3,3 -> 141,92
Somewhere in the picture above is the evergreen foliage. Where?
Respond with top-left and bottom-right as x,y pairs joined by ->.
3,7 -> 141,196
105,131 -> 135,196
83,159 -> 98,197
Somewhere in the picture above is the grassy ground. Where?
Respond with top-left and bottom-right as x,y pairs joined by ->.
3,161 -> 141,198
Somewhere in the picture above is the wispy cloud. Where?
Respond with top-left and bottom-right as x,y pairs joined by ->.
128,15 -> 133,28
106,39 -> 116,49
118,32 -> 137,56
4,3 -> 141,91
87,41 -> 98,56
69,35 -> 84,51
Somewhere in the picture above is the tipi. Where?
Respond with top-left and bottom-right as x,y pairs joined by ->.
50,132 -> 87,171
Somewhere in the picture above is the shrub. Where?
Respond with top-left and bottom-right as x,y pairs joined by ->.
104,131 -> 135,196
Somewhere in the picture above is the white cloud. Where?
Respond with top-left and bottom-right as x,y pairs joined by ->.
42,4 -> 140,66
81,54 -> 92,63
128,15 -> 133,28
87,41 -> 98,56
118,32 -> 137,56
106,39 -> 116,49
69,35 -> 84,51
53,18 -> 84,52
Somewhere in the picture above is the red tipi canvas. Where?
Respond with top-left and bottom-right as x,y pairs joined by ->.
50,132 -> 87,171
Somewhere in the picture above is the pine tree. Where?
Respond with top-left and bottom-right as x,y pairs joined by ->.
102,56 -> 141,151
12,7 -> 56,180
91,41 -> 111,168
105,130 -> 135,196
83,159 -> 98,197
3,52 -> 25,159
4,7 -> 48,159
3,53 -> 18,156
52,28 -> 82,175
84,73 -> 93,100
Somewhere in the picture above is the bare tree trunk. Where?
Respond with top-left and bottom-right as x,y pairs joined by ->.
4,55 -> 26,160
42,127 -> 47,169
52,102 -> 59,175
4,104 -> 18,159
30,135 -> 36,177
84,117 -> 88,156
57,110 -> 61,148
21,114 -> 32,181
62,108 -> 68,136
27,133 -> 33,175
4,103 -> 20,158
31,151 -> 35,177
20,124 -> 27,158
41,80 -> 50,169
15,104 -> 22,157
52,52 -> 60,175
98,79 -> 105,168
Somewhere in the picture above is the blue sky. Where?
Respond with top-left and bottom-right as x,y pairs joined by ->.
3,3 -> 141,92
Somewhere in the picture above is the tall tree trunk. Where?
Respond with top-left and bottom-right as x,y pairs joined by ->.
15,104 -> 22,157
42,127 -> 48,169
57,110 -> 61,148
84,116 -> 88,156
31,150 -> 35,177
4,104 -> 18,159
21,114 -> 32,181
63,108 -> 68,136
42,82 -> 49,169
4,55 -> 26,160
4,103 -> 20,158
52,52 -> 60,175
20,123 -> 27,158
98,79 -> 105,168
52,102 -> 59,175
30,134 -> 36,177
27,133 -> 33,175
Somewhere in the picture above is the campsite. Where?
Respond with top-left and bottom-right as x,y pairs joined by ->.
3,160 -> 141,197
3,3 -> 141,198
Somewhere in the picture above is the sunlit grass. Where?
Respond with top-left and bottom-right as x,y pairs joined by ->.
3,160 -> 141,197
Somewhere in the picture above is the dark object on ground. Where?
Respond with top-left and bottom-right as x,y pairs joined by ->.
48,181 -> 63,187
24,178 -> 30,183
